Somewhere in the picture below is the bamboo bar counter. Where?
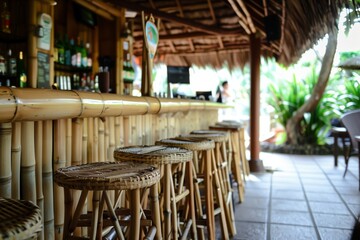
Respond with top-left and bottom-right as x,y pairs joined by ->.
0,86 -> 226,239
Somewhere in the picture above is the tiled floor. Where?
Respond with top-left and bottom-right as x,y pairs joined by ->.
230,152 -> 360,240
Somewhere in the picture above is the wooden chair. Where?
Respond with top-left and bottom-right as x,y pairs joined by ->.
113,145 -> 195,240
340,109 -> 360,191
0,197 -> 42,240
54,161 -> 161,240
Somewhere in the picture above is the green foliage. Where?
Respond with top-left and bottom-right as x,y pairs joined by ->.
267,62 -> 336,145
335,73 -> 360,113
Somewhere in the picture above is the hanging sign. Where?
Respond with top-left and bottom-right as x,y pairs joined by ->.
37,13 -> 52,51
145,20 -> 158,59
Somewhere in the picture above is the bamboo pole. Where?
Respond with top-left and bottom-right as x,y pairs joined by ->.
43,120 -> 55,240
123,116 -> 130,146
0,87 -> 226,123
108,117 -> 115,161
54,119 -> 66,240
35,121 -> 45,240
82,118 -> 88,164
71,118 -> 83,236
93,118 -> 99,163
21,122 -> 36,203
0,123 -> 12,198
66,119 -> 72,166
98,118 -> 105,162
11,122 -> 21,199
104,117 -> 110,161
87,118 -> 94,163
115,117 -> 121,148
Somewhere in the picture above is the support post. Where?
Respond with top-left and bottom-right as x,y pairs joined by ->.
249,34 -> 265,172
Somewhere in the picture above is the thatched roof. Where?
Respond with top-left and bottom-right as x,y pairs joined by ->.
103,0 -> 350,68
338,56 -> 360,70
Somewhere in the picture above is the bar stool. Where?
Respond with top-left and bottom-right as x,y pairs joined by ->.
0,197 -> 42,240
210,122 -> 248,202
187,131 -> 236,237
215,121 -> 250,176
113,145 -> 195,240
156,137 -> 219,239
54,161 -> 160,240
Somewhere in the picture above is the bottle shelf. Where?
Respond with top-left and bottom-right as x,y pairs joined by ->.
55,62 -> 92,73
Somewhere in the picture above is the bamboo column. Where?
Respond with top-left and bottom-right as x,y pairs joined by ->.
82,118 -> 88,164
21,121 -> 36,203
108,117 -> 115,161
98,118 -> 105,161
249,34 -> 265,172
114,117 -> 122,148
0,123 -> 12,198
71,118 -> 83,236
54,119 -> 66,240
123,116 -> 130,146
43,120 -> 54,240
35,121 -> 45,240
93,118 -> 99,163
11,122 -> 21,199
104,117 -> 110,161
87,118 -> 94,163
66,119 -> 72,166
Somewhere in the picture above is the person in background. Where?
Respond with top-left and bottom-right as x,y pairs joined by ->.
220,81 -> 232,104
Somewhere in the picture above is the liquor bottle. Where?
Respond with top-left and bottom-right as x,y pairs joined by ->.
80,41 -> 87,68
7,48 -> 16,76
86,43 -> 92,68
0,49 -> 6,75
17,51 -> 27,88
56,35 -> 65,64
64,34 -> 71,66
69,38 -> 77,67
75,37 -> 82,68
1,1 -> 10,33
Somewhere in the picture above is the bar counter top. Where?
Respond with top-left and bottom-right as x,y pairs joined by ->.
0,87 -> 229,123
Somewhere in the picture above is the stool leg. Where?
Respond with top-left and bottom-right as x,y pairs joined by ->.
90,191 -> 100,240
63,188 -> 73,240
186,161 -> 198,239
163,164 -> 172,239
130,189 -> 141,240
150,183 -> 162,240
103,191 -> 125,240
204,150 -> 215,239
231,133 -> 245,203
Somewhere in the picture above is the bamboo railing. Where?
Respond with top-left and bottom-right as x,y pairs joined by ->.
0,86 -> 226,239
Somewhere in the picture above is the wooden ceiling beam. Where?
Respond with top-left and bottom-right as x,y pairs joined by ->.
134,31 -> 243,42
236,0 -> 256,33
105,0 -> 243,35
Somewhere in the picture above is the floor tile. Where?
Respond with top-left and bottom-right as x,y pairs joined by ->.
270,224 -> 317,240
305,192 -> 343,203
348,204 -> 360,217
271,210 -> 313,226
233,222 -> 266,240
234,207 -> 268,223
313,213 -> 356,229
341,194 -> 360,204
318,228 -> 353,240
303,185 -> 337,194
309,202 -> 350,215
271,189 -> 305,200
271,199 -> 308,212
237,197 -> 269,209
244,189 -> 270,198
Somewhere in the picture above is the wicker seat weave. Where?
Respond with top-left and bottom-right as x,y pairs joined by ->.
216,120 -> 243,128
181,132 -> 228,143
210,124 -> 240,131
191,129 -> 230,139
113,145 -> 193,164
0,198 -> 42,240
156,137 -> 215,151
54,161 -> 160,190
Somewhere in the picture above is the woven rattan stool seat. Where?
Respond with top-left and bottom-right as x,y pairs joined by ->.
156,137 -> 215,151
210,124 -> 241,131
113,145 -> 193,164
54,161 -> 160,191
0,198 -> 42,240
216,120 -> 243,128
181,132 -> 228,143
191,130 -> 230,140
